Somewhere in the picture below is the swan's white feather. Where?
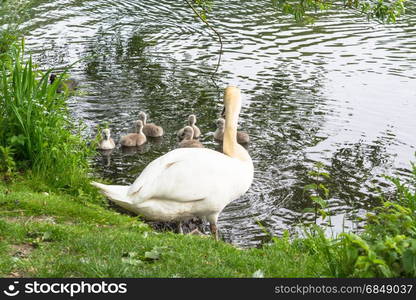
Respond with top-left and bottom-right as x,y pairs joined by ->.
128,148 -> 250,203
93,147 -> 253,222
90,182 -> 132,209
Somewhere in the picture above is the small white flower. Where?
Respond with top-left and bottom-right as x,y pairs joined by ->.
252,269 -> 264,278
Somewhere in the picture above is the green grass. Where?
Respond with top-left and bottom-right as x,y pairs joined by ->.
2,172 -> 415,278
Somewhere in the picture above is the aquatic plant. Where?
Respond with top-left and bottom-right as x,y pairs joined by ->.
304,162 -> 331,221
271,0 -> 407,23
300,162 -> 416,277
0,40 -> 94,195
336,163 -> 416,277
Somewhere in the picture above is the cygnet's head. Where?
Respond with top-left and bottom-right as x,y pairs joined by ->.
216,118 -> 225,129
102,128 -> 111,139
188,114 -> 197,125
182,126 -> 194,140
138,111 -> 147,123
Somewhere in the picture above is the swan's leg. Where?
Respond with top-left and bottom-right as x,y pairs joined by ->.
210,223 -> 219,241
177,221 -> 183,234
207,213 -> 220,241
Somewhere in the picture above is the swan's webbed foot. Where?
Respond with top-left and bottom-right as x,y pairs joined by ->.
188,228 -> 204,235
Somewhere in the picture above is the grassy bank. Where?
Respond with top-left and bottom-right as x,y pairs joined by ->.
0,172 -> 415,278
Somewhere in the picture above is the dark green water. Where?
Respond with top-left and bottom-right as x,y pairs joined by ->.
20,0 -> 416,247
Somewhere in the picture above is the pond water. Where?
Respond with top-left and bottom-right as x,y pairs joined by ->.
21,0 -> 416,247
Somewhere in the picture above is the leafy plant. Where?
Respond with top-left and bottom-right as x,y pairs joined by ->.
271,0 -> 407,23
191,0 -> 213,21
337,202 -> 416,277
304,162 -> 331,220
384,162 -> 416,212
286,159 -> 416,277
0,40 -> 95,195
334,163 -> 416,277
0,145 -> 16,177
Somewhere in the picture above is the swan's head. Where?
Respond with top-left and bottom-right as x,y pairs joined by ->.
102,128 -> 111,140
216,118 -> 225,129
138,111 -> 147,123
182,126 -> 194,140
188,114 -> 197,125
135,120 -> 144,132
222,86 -> 241,118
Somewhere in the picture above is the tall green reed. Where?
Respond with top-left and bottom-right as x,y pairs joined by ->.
0,40 -> 95,195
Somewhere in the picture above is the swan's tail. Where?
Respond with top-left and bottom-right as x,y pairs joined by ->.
91,181 -> 133,210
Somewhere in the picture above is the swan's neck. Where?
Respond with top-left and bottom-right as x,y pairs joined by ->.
222,92 -> 251,162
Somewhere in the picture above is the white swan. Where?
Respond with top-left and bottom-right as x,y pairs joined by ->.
97,128 -> 116,150
92,86 -> 253,239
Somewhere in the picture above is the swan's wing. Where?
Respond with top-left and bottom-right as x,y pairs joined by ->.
127,148 -> 234,203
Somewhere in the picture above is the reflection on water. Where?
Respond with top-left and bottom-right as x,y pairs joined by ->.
20,0 -> 416,247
